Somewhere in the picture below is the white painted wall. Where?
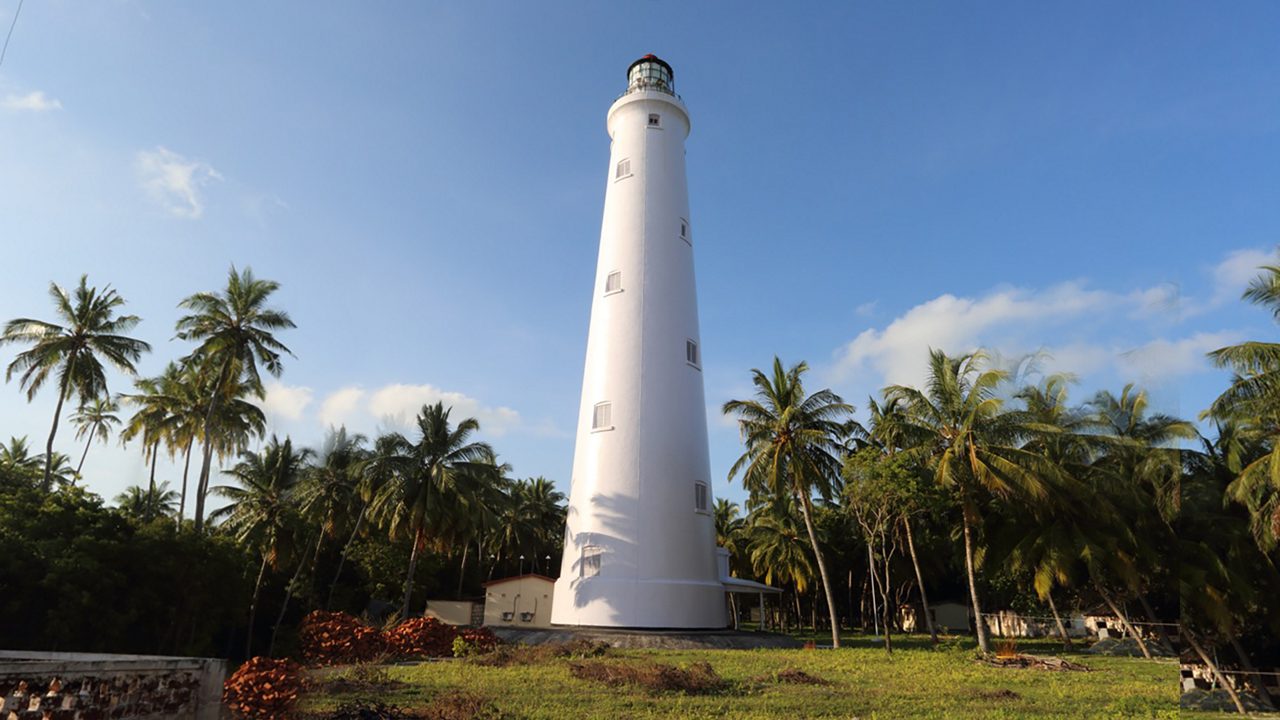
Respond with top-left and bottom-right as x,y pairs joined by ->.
551,62 -> 725,629
485,576 -> 556,627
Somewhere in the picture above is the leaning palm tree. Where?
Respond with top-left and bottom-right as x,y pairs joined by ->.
211,435 -> 310,657
1,276 -> 151,490
723,358 -> 852,648
886,350 -> 1061,653
70,396 -> 121,475
176,266 -> 295,533
368,402 -> 499,618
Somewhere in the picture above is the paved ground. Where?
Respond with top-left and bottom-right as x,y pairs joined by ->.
490,626 -> 804,649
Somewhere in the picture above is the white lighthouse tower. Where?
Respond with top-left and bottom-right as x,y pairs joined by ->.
551,55 -> 726,629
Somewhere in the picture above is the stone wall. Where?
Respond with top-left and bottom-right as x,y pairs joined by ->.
0,651 -> 225,720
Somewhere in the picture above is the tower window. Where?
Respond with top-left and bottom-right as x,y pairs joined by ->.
592,401 -> 612,431
605,270 -> 622,294
616,158 -> 631,179
680,219 -> 690,244
694,483 -> 709,513
686,339 -> 700,368
648,113 -> 661,127
581,545 -> 603,578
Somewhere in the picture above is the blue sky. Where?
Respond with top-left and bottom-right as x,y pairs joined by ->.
1,2 -> 1277,510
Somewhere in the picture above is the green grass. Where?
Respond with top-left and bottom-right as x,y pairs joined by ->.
301,634 -> 1179,719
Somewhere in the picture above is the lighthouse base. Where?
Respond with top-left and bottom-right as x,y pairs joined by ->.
549,576 -> 726,629
493,626 -> 803,650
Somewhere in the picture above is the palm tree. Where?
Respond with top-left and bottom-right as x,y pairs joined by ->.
0,436 -> 43,487
70,396 -> 121,475
296,428 -> 368,601
211,436 -> 310,657
121,372 -> 178,506
176,266 -> 295,533
723,358 -> 852,647
744,506 -> 814,632
115,481 -> 180,521
367,402 -> 499,618
886,350 -> 1061,653
1,276 -> 151,490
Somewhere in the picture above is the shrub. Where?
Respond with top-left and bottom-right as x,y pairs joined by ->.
223,656 -> 304,719
300,611 -> 389,666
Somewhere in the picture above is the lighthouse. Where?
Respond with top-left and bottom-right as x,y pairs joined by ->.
551,55 -> 726,629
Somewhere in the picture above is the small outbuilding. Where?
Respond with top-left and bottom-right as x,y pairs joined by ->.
483,574 -> 555,627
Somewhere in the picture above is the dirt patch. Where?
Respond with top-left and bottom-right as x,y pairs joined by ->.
315,664 -> 406,696
320,699 -> 418,719
568,660 -> 727,694
974,689 -> 1022,701
982,654 -> 1090,672
470,639 -> 610,667
752,668 -> 829,685
419,691 -> 511,720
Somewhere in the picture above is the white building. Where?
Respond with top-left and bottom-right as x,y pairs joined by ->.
483,575 -> 556,628
551,55 -> 727,629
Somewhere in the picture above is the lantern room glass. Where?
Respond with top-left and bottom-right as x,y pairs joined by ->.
627,60 -> 674,95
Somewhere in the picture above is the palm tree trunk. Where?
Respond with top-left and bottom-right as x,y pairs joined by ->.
1094,581 -> 1152,659
177,438 -> 193,528
1230,635 -> 1275,709
327,506 -> 365,610
1046,591 -> 1073,648
246,555 -> 269,658
43,374 -> 72,491
1183,628 -> 1247,715
270,540 -> 313,656
400,526 -> 424,619
146,444 -> 158,521
76,433 -> 93,475
193,363 -> 230,533
902,516 -> 937,643
456,543 -> 469,600
880,535 -> 893,655
960,506 -> 990,653
795,490 -> 841,648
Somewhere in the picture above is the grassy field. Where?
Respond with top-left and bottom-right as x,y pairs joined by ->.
302,634 -> 1183,719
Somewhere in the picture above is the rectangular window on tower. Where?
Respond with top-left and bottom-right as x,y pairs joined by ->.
592,402 -> 613,431
686,339 -> 700,368
680,219 -> 690,244
615,158 -> 631,180
604,270 -> 622,295
580,546 -> 603,578
648,113 -> 661,128
694,483 -> 709,513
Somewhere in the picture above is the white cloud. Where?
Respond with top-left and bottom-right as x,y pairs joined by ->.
1213,247 -> 1276,304
368,384 -> 521,436
262,382 -> 313,421
134,146 -> 222,218
1119,331 -> 1241,380
854,301 -> 878,318
1,91 -> 62,112
319,386 -> 366,428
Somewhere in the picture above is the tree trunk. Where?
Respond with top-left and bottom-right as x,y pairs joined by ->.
456,543 -> 470,600
42,375 -> 71,491
902,516 -> 937,643
1137,594 -> 1174,654
960,506 -> 990,653
76,432 -> 93,475
246,555 -> 269,658
880,535 -> 893,655
326,506 -> 365,610
795,489 -> 841,648
193,364 -> 230,533
400,527 -> 424,619
147,442 -> 158,520
270,539 -> 314,656
1230,635 -> 1275,709
1046,591 -> 1073,648
1183,628 -> 1247,715
1094,581 -> 1152,659
177,438 -> 194,528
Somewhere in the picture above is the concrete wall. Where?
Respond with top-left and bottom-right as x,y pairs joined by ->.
0,650 -> 226,720
424,600 -> 478,626
486,577 -> 554,627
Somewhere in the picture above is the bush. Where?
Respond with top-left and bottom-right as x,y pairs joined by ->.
223,656 -> 304,719
300,611 -> 389,666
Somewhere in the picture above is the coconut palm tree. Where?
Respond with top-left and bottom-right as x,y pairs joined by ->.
0,436 -> 43,487
176,266 -> 295,533
296,428 -> 369,600
114,481 -> 180,521
723,358 -> 852,647
744,506 -> 815,632
70,396 -> 121,475
886,350 -> 1061,653
211,436 -> 311,657
367,402 -> 499,618
1,276 -> 151,490
121,372 -> 178,506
